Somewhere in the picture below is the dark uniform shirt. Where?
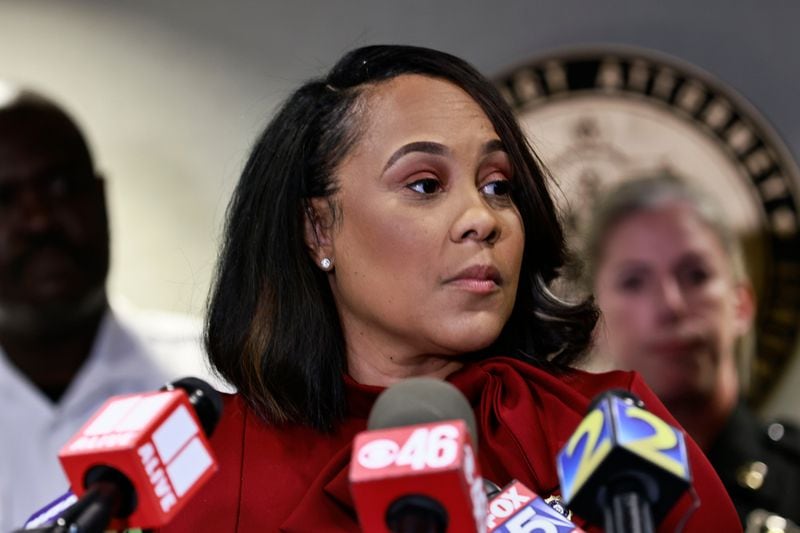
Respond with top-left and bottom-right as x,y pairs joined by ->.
706,399 -> 800,529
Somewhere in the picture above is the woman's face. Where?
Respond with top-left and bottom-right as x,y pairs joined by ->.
314,74 -> 524,377
593,202 -> 752,404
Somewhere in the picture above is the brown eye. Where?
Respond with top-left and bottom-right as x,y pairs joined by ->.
44,172 -> 93,199
480,179 -> 511,197
682,267 -> 710,286
618,275 -> 645,292
407,178 -> 442,195
45,174 -> 71,197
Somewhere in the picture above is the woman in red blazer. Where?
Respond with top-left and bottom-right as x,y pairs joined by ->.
162,45 -> 740,532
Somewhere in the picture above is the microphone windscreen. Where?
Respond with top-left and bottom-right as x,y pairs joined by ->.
352,377 -> 486,533
163,377 -> 223,437
367,377 -> 478,449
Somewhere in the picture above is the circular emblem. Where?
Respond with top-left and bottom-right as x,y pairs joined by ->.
357,438 -> 399,470
495,46 -> 800,405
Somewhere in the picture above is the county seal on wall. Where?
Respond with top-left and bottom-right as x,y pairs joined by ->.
495,45 -> 800,406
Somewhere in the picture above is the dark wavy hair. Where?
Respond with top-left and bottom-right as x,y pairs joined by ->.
206,45 -> 598,431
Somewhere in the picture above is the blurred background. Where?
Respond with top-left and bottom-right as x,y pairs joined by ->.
1,0 -> 797,420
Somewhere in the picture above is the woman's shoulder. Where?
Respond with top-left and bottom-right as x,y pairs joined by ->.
204,392 -> 248,454
466,355 -> 640,396
161,392 -> 364,532
156,393 -> 247,532
464,356 -> 740,532
469,355 -> 675,429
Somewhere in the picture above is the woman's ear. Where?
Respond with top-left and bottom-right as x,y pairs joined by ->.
303,197 -> 336,270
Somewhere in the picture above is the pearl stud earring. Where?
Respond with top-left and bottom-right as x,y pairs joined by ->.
320,257 -> 332,270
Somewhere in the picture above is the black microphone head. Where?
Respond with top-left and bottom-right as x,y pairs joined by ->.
483,479 -> 502,500
162,377 -> 223,437
367,377 -> 478,450
587,389 -> 645,413
557,388 -> 692,527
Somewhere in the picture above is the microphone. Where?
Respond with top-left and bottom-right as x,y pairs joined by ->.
21,491 -> 79,530
483,479 -> 503,500
486,479 -> 584,533
555,390 -> 692,533
24,377 -> 223,532
349,377 -> 487,533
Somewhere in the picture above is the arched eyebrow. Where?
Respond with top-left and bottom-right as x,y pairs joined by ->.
382,139 -> 506,173
482,139 -> 505,157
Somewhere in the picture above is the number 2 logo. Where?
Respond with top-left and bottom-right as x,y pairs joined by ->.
620,406 -> 689,480
561,408 -> 612,498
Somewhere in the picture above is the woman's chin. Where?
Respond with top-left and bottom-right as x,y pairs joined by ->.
648,373 -> 710,404
431,323 -> 505,355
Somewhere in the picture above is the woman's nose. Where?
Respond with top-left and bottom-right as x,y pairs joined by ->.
655,277 -> 688,321
450,189 -> 501,245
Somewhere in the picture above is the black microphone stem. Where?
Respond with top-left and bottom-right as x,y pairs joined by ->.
12,483 -> 119,533
62,481 -> 121,533
603,489 -> 655,533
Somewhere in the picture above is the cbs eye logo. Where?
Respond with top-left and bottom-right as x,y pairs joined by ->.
356,424 -> 461,471
357,438 -> 401,470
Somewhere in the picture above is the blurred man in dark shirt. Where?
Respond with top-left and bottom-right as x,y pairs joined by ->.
0,85 -> 168,531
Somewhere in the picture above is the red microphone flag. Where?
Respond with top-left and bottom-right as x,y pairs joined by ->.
58,389 -> 217,529
349,418 -> 486,533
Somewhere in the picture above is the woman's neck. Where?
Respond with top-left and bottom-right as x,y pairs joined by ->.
662,362 -> 740,451
347,347 -> 463,387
